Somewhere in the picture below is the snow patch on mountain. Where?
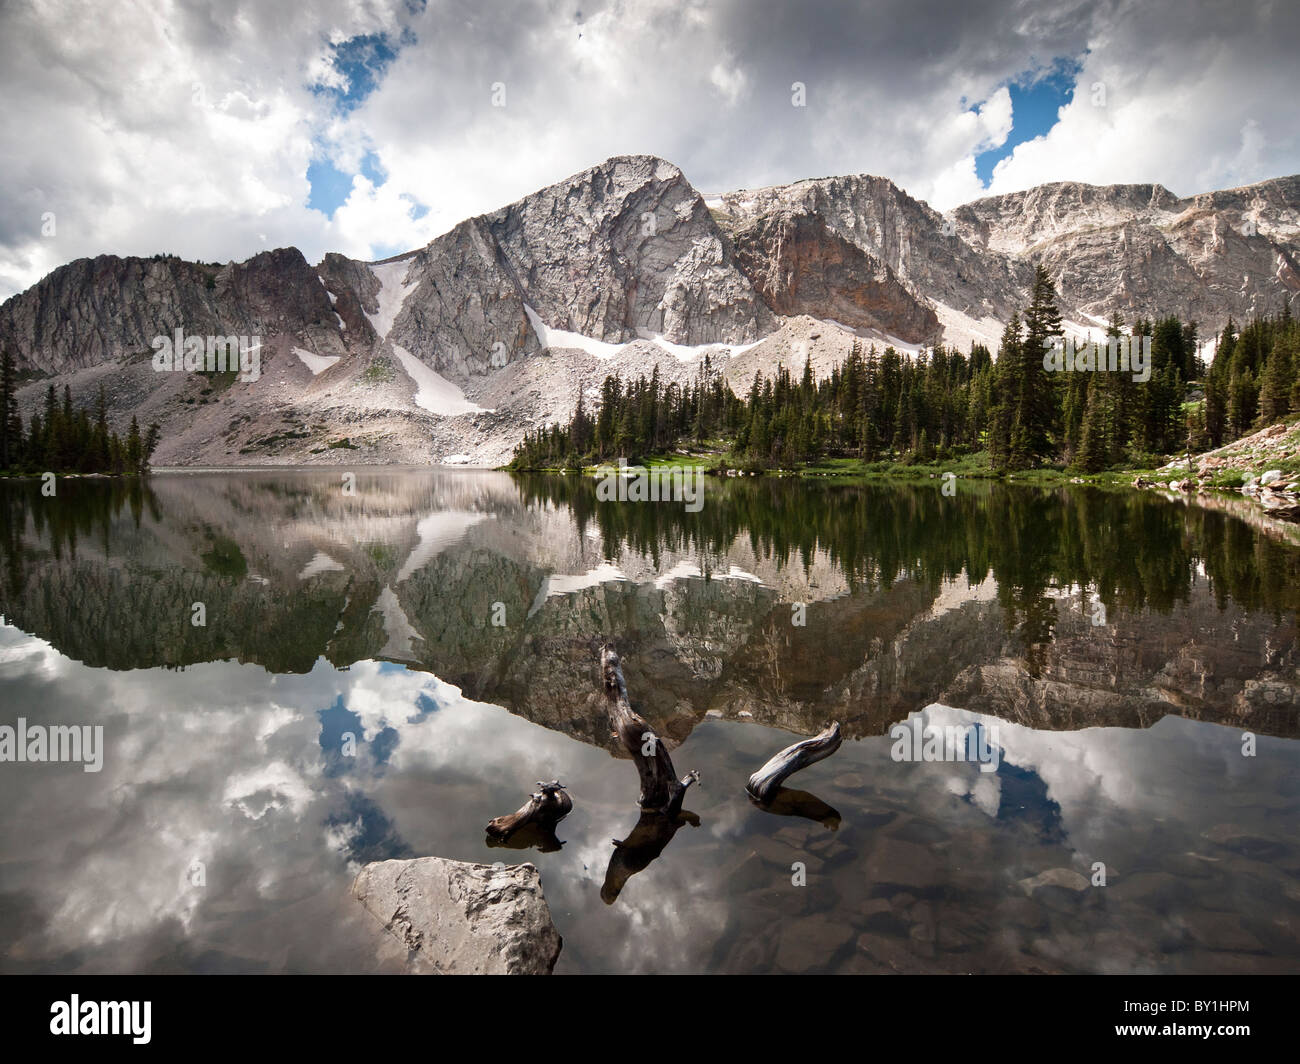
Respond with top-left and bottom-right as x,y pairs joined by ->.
367,259 -> 418,341
636,329 -> 765,361
293,347 -> 340,374
523,302 -> 768,362
391,344 -> 489,416
932,303 -> 1006,353
524,304 -> 625,359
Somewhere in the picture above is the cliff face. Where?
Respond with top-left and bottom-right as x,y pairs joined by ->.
379,155 -> 777,381
0,247 -> 352,376
953,175 -> 1300,325
727,208 -> 940,342
1,157 -> 1297,466
479,155 -> 773,346
720,173 -> 1027,324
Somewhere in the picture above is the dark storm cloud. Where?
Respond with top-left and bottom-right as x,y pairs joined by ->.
0,0 -> 1295,298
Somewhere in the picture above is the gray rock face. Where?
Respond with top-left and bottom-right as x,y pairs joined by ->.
483,154 -> 773,345
724,171 -> 1300,338
387,155 -> 774,379
352,856 -> 562,974
720,173 -> 1026,322
389,218 -> 537,378
954,176 -> 1300,325
316,251 -> 380,345
727,207 -> 939,342
0,247 -> 351,376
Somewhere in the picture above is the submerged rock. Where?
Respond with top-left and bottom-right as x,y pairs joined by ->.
353,856 -> 562,974
1019,867 -> 1090,894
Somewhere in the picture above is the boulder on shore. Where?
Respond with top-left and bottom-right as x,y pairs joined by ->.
352,856 -> 563,974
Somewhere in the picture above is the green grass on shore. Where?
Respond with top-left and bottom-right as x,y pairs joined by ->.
509,448 -> 1163,487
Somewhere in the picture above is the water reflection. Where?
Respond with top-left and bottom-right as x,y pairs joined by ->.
0,470 -> 1297,973
3,470 -> 1298,740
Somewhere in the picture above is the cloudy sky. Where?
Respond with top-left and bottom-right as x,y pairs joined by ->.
1,0 -> 1296,300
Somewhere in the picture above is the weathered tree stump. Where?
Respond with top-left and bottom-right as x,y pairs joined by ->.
485,780 -> 572,847
600,643 -> 699,816
746,721 -> 842,804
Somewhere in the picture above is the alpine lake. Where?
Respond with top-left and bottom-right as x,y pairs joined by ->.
1,468 -> 1297,974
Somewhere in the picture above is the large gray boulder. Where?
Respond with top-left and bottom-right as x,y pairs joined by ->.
352,856 -> 562,975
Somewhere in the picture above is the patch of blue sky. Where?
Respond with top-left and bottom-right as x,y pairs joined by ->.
307,30 -> 420,217
307,150 -> 386,216
972,58 -> 1084,187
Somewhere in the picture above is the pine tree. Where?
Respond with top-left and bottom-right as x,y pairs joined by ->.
1228,368 -> 1257,437
1007,266 -> 1063,468
1259,335 -> 1294,423
143,423 -> 161,470
93,384 -> 112,471
1203,374 -> 1227,448
126,416 -> 143,473
0,347 -> 17,470
988,314 -> 1021,470
1074,377 -> 1109,473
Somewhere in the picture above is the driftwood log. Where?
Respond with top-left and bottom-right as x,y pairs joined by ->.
485,780 -> 572,850
746,722 -> 842,804
601,644 -> 699,816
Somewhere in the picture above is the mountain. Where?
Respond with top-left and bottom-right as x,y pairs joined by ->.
2,155 -> 1297,466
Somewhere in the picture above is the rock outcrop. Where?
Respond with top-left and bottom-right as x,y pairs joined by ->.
727,208 -> 939,342
382,155 -> 776,381
352,856 -> 562,974
719,173 -> 1027,324
480,154 -> 773,346
953,175 -> 1300,326
0,247 -> 353,376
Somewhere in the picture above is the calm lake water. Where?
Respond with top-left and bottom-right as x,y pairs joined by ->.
1,470 -> 1298,974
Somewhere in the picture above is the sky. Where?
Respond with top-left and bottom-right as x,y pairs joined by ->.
1,0 -> 1297,300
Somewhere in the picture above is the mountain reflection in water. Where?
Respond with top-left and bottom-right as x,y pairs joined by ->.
0,470 -> 1296,973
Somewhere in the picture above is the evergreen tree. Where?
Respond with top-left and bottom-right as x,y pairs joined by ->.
0,347 -> 18,470
1074,377 -> 1109,473
126,416 -> 143,473
1259,334 -> 1294,423
988,315 -> 1019,471
1008,266 -> 1063,467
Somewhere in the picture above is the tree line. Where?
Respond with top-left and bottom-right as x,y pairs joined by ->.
1,349 -> 161,475
511,266 -> 1299,473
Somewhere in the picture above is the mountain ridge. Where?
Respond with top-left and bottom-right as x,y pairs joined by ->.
2,154 -> 1297,466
